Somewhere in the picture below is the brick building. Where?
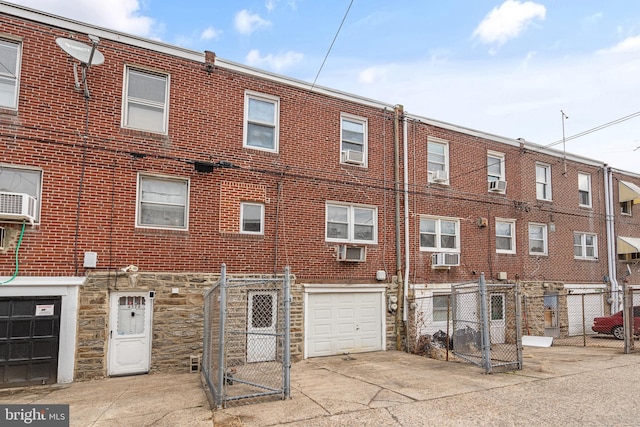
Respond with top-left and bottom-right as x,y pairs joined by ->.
0,3 -> 638,387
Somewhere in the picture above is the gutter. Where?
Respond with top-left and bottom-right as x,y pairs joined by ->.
403,114 -> 410,324
604,166 -> 620,312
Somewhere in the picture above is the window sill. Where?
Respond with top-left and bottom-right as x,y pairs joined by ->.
574,257 -> 598,262
220,232 -> 265,240
0,107 -> 18,117
121,127 -> 170,141
529,252 -> 548,257
135,228 -> 189,237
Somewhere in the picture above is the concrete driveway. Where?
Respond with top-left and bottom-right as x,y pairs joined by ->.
216,346 -> 640,426
1,345 -> 639,426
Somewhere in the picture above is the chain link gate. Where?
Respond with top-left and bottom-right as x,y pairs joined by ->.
202,264 -> 291,408
451,274 -> 522,373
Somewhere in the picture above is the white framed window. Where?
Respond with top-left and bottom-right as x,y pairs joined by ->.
528,223 -> 548,255
621,200 -> 633,215
240,202 -> 264,235
136,174 -> 188,230
487,151 -> 505,182
535,163 -> 551,200
496,219 -> 516,254
123,67 -> 169,133
0,39 -> 20,109
0,165 -> 42,222
419,216 -> 460,252
574,233 -> 597,260
326,203 -> 377,244
427,137 -> 449,184
432,294 -> 450,322
244,91 -> 279,152
578,173 -> 592,207
340,114 -> 367,166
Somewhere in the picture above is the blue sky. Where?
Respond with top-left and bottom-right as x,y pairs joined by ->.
7,0 -> 640,173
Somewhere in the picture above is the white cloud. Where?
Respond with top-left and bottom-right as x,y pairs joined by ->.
473,0 -> 546,47
245,49 -> 303,71
201,26 -> 222,41
598,35 -> 640,54
265,0 -> 275,12
358,67 -> 387,84
585,12 -> 603,24
234,10 -> 271,35
6,0 -> 159,38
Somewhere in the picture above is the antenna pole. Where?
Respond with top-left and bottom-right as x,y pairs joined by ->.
561,110 -> 569,175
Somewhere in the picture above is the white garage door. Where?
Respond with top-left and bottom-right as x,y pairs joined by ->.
567,289 -> 604,336
306,291 -> 383,358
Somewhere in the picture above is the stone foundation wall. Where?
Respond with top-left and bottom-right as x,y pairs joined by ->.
76,271 -> 302,381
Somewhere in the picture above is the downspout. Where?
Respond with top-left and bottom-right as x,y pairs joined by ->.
604,166 -> 620,312
403,114 -> 410,326
393,105 -> 404,351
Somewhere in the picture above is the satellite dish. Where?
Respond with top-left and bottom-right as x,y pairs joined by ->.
56,37 -> 104,66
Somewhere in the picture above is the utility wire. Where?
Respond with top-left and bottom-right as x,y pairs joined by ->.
545,110 -> 640,148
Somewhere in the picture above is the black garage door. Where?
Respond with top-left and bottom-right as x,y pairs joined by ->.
0,297 -> 61,387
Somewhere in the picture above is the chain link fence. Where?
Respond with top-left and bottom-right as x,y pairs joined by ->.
202,264 -> 291,408
522,288 -> 624,348
411,275 -> 521,373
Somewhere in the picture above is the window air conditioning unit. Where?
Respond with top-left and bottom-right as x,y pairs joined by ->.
431,252 -> 460,268
0,192 -> 36,224
343,150 -> 364,165
433,170 -> 448,182
336,245 -> 366,262
488,180 -> 507,192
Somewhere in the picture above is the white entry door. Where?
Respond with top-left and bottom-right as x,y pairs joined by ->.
489,293 -> 506,344
108,292 -> 152,376
247,291 -> 277,363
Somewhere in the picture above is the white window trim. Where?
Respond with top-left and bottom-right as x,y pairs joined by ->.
0,38 -> 21,110
574,232 -> 598,260
240,202 -> 264,235
243,90 -> 280,153
528,222 -> 548,256
578,172 -> 592,208
487,151 -> 505,181
621,200 -> 633,216
325,202 -> 378,244
419,215 -> 460,253
427,137 -> 450,185
495,218 -> 516,254
0,163 -> 43,224
340,113 -> 368,167
135,173 -> 189,230
431,293 -> 451,324
122,66 -> 170,134
535,162 -> 552,201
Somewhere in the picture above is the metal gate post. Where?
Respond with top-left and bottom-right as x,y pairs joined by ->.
215,264 -> 227,408
479,273 -> 492,373
514,283 -> 523,370
283,266 -> 291,399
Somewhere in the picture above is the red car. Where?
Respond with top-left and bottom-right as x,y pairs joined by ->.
592,307 -> 640,340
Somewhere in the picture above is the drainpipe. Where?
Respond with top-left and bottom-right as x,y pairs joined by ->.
604,166 -> 620,312
393,105 -> 404,351
403,113 -> 410,325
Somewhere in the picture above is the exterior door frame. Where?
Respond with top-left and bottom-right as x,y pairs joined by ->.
246,290 -> 278,363
108,291 -> 153,376
489,293 -> 506,344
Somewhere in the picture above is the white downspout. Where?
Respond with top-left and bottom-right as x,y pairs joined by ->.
604,166 -> 620,312
403,116 -> 410,322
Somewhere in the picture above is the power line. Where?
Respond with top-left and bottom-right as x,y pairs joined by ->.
545,110 -> 640,148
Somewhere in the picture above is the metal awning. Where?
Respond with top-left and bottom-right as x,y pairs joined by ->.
619,181 -> 640,203
617,236 -> 640,254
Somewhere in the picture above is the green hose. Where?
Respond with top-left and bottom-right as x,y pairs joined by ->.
1,221 -> 26,285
